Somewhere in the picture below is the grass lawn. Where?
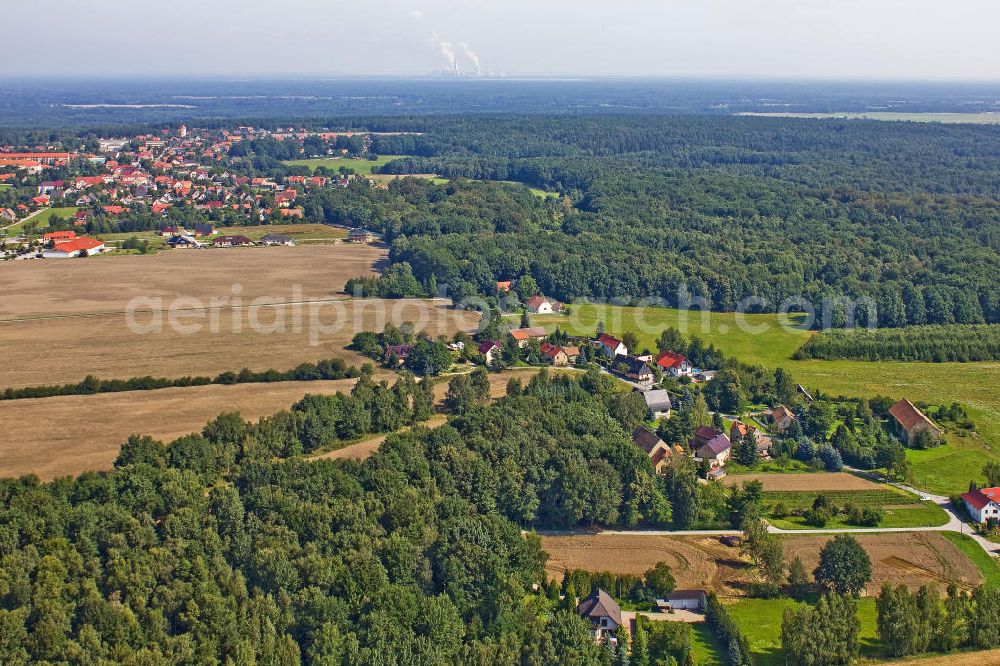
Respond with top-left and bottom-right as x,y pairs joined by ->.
282,154 -> 410,175
530,302 -> 1000,494
690,622 -> 725,665
726,459 -> 815,475
8,206 -> 79,233
939,533 -> 1000,588
726,597 -> 878,665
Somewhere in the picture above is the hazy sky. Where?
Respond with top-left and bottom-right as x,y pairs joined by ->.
4,0 -> 999,80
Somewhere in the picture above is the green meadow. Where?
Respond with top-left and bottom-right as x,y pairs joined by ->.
6,206 -> 80,233
530,302 -> 1000,494
282,154 -> 410,175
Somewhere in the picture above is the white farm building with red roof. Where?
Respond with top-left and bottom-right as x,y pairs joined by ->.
961,487 -> 1000,524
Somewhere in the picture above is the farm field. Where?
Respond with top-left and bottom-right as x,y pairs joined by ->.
0,243 -> 386,319
282,154 -> 410,174
0,297 -> 477,388
721,472 -> 880,491
531,303 -> 1000,493
0,378 -> 364,480
538,531 -> 983,597
890,649 -> 1000,664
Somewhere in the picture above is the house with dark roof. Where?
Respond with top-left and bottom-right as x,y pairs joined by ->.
383,344 -> 413,365
889,399 -> 942,446
260,233 -> 295,246
613,354 -> 653,383
214,234 -> 252,248
643,389 -> 672,419
691,427 -> 731,467
167,234 -> 202,249
961,487 -> 1000,524
576,589 -> 622,642
478,340 -> 501,364
632,426 -> 671,473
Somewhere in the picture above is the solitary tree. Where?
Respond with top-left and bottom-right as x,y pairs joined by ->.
815,535 -> 872,596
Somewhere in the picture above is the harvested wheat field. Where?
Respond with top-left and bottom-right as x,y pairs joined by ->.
0,298 -> 479,388
721,472 -> 880,491
0,243 -> 386,320
782,532 -> 982,595
0,378 -> 364,480
539,534 -> 751,594
540,531 -> 983,597
886,649 -> 1000,665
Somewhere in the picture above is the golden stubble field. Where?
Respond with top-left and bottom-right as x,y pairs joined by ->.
0,378 -> 364,480
721,472 -> 881,491
0,244 -> 480,388
539,531 -> 982,597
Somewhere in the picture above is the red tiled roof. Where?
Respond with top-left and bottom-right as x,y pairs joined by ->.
598,333 -> 623,349
655,350 -> 688,370
52,237 -> 104,253
961,488 -> 1000,511
889,399 -> 939,434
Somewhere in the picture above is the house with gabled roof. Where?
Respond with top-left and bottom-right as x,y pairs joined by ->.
770,404 -> 795,433
576,589 -> 623,642
478,340 -> 501,364
509,326 -> 547,348
889,399 -> 942,446
961,487 -> 1000,524
613,354 -> 653,383
597,333 -> 628,359
526,295 -> 563,314
632,426 -> 672,474
691,426 -> 731,467
643,389 -> 672,419
655,350 -> 693,377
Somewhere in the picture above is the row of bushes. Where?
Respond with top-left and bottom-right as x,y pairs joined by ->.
794,324 -> 1000,362
1,358 -> 360,401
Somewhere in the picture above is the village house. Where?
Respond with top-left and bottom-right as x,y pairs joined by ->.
960,487 -> 1000,524
576,589 -> 622,642
478,340 -> 501,364
191,223 -> 215,237
526,295 -> 563,314
642,389 -> 672,420
889,398 -> 942,446
614,354 -> 653,383
632,426 -> 672,474
540,341 -> 569,366
43,230 -> 76,243
659,590 -> 707,612
509,326 -> 548,348
260,233 -> 295,246
213,235 -> 253,248
383,344 -> 413,365
167,235 -> 202,249
597,333 -> 628,359
770,405 -> 796,433
42,237 -> 105,258
655,350 -> 694,377
496,280 -> 513,293
349,228 -> 376,243
730,421 -> 772,458
691,426 -> 732,467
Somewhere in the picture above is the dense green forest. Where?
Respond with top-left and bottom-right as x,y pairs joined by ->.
339,116 -> 1000,326
795,324 -> 1000,362
0,370 -> 670,664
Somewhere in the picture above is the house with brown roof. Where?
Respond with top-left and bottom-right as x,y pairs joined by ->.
526,295 -> 563,314
632,426 -> 672,473
730,421 -> 772,458
576,589 -> 623,642
770,405 -> 795,433
509,326 -> 547,348
889,398 -> 942,446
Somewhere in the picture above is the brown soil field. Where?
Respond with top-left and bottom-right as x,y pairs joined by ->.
782,532 -> 982,594
721,472 -> 880,491
0,243 -> 386,320
539,531 -> 981,597
0,298 -> 479,388
882,649 -> 1000,665
0,378 -> 364,480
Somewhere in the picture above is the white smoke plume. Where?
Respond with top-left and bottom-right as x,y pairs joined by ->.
459,42 -> 482,75
431,33 -> 458,73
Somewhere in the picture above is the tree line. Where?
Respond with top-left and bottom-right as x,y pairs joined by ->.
1,357 -> 360,401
